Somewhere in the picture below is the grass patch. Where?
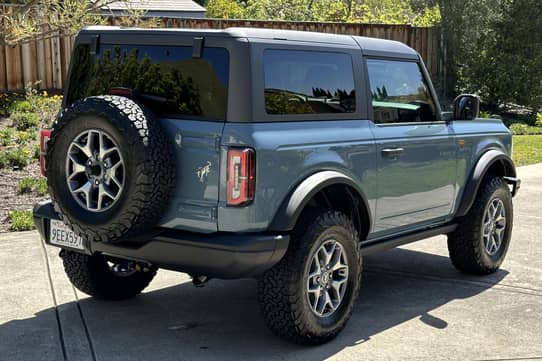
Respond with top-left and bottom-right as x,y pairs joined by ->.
17,177 -> 48,195
8,210 -> 35,231
512,135 -> 542,166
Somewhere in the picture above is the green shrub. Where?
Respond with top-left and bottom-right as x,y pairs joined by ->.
9,100 -> 32,113
33,143 -> 41,160
36,178 -> 48,195
17,177 -> 35,193
0,128 -> 15,146
15,130 -> 37,144
509,123 -> 529,135
17,177 -> 48,195
509,123 -> 542,135
11,111 -> 40,131
23,83 -> 62,127
8,210 -> 35,231
479,111 -> 491,118
0,147 -> 32,169
536,113 -> 542,127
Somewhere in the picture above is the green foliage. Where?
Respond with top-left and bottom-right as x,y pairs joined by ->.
24,83 -> 62,127
536,113 -> 542,127
509,123 -> 542,135
8,210 -> 35,232
479,111 -> 491,118
33,143 -> 41,160
0,147 -> 32,169
16,130 -> 38,143
1,1 -> 144,47
0,93 -> 18,117
457,0 -> 542,112
0,128 -> 15,146
0,127 -> 36,147
17,177 -> 48,195
412,4 -> 441,27
10,100 -> 33,113
10,111 -> 40,131
206,0 -> 246,18
205,0 -> 441,25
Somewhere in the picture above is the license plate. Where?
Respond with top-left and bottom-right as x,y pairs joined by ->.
49,219 -> 84,250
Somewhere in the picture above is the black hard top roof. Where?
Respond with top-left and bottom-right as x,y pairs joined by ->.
82,26 -> 419,59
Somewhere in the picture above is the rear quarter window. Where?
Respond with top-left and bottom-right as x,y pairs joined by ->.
263,50 -> 356,115
66,43 -> 229,120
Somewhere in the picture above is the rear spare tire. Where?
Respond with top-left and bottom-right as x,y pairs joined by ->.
46,95 -> 175,244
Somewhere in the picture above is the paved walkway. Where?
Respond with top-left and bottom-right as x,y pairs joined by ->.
1,164 -> 542,361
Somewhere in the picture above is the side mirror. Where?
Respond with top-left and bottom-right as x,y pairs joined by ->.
453,94 -> 480,120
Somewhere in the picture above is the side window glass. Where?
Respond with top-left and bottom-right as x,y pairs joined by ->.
366,59 -> 436,124
264,50 -> 355,115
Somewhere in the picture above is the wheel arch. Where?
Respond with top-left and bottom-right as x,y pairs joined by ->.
268,171 -> 372,241
455,149 -> 517,217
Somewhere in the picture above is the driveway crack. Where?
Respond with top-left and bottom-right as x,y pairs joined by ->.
73,286 -> 98,361
39,237 -> 68,361
366,267 -> 542,297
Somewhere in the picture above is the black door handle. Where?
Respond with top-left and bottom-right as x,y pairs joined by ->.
381,147 -> 405,157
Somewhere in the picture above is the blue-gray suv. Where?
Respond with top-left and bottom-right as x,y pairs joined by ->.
33,26 -> 521,345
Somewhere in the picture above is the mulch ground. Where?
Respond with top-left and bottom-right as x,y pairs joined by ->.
0,162 -> 47,233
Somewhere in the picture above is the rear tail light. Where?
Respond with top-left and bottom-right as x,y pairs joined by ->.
40,129 -> 51,176
227,148 -> 255,206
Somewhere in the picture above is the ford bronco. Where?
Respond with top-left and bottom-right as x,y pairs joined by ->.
33,26 -> 520,345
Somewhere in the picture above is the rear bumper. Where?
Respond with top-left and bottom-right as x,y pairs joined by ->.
33,200 -> 289,279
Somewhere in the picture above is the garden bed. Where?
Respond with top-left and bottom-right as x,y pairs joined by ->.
0,163 -> 46,232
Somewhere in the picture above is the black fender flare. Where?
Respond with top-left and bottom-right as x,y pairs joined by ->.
455,149 -> 517,217
268,170 -> 372,232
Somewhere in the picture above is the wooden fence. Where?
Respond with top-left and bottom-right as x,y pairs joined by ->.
0,16 -> 442,92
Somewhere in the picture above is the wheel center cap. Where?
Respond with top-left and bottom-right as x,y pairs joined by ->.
88,164 -> 103,177
321,272 -> 329,284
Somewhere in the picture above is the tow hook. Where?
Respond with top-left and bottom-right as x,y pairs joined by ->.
192,275 -> 210,287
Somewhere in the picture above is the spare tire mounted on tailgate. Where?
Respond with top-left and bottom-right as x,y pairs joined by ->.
46,95 -> 175,244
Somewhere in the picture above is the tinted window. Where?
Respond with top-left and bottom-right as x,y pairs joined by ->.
66,44 -> 229,120
366,59 -> 436,124
263,50 -> 355,115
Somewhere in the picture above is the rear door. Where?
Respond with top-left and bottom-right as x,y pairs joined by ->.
365,58 -> 457,236
64,34 -> 231,233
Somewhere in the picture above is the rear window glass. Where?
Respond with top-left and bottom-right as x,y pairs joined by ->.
263,50 -> 355,115
66,44 -> 229,120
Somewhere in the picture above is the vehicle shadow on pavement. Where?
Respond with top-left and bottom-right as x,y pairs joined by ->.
0,248 -> 508,361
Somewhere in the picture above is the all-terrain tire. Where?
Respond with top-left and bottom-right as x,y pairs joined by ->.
46,95 -> 175,244
60,250 -> 157,300
257,209 -> 362,345
448,176 -> 513,274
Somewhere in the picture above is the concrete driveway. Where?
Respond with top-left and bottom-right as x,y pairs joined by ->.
1,164 -> 542,361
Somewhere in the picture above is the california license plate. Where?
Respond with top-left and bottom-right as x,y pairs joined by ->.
49,219 -> 84,250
